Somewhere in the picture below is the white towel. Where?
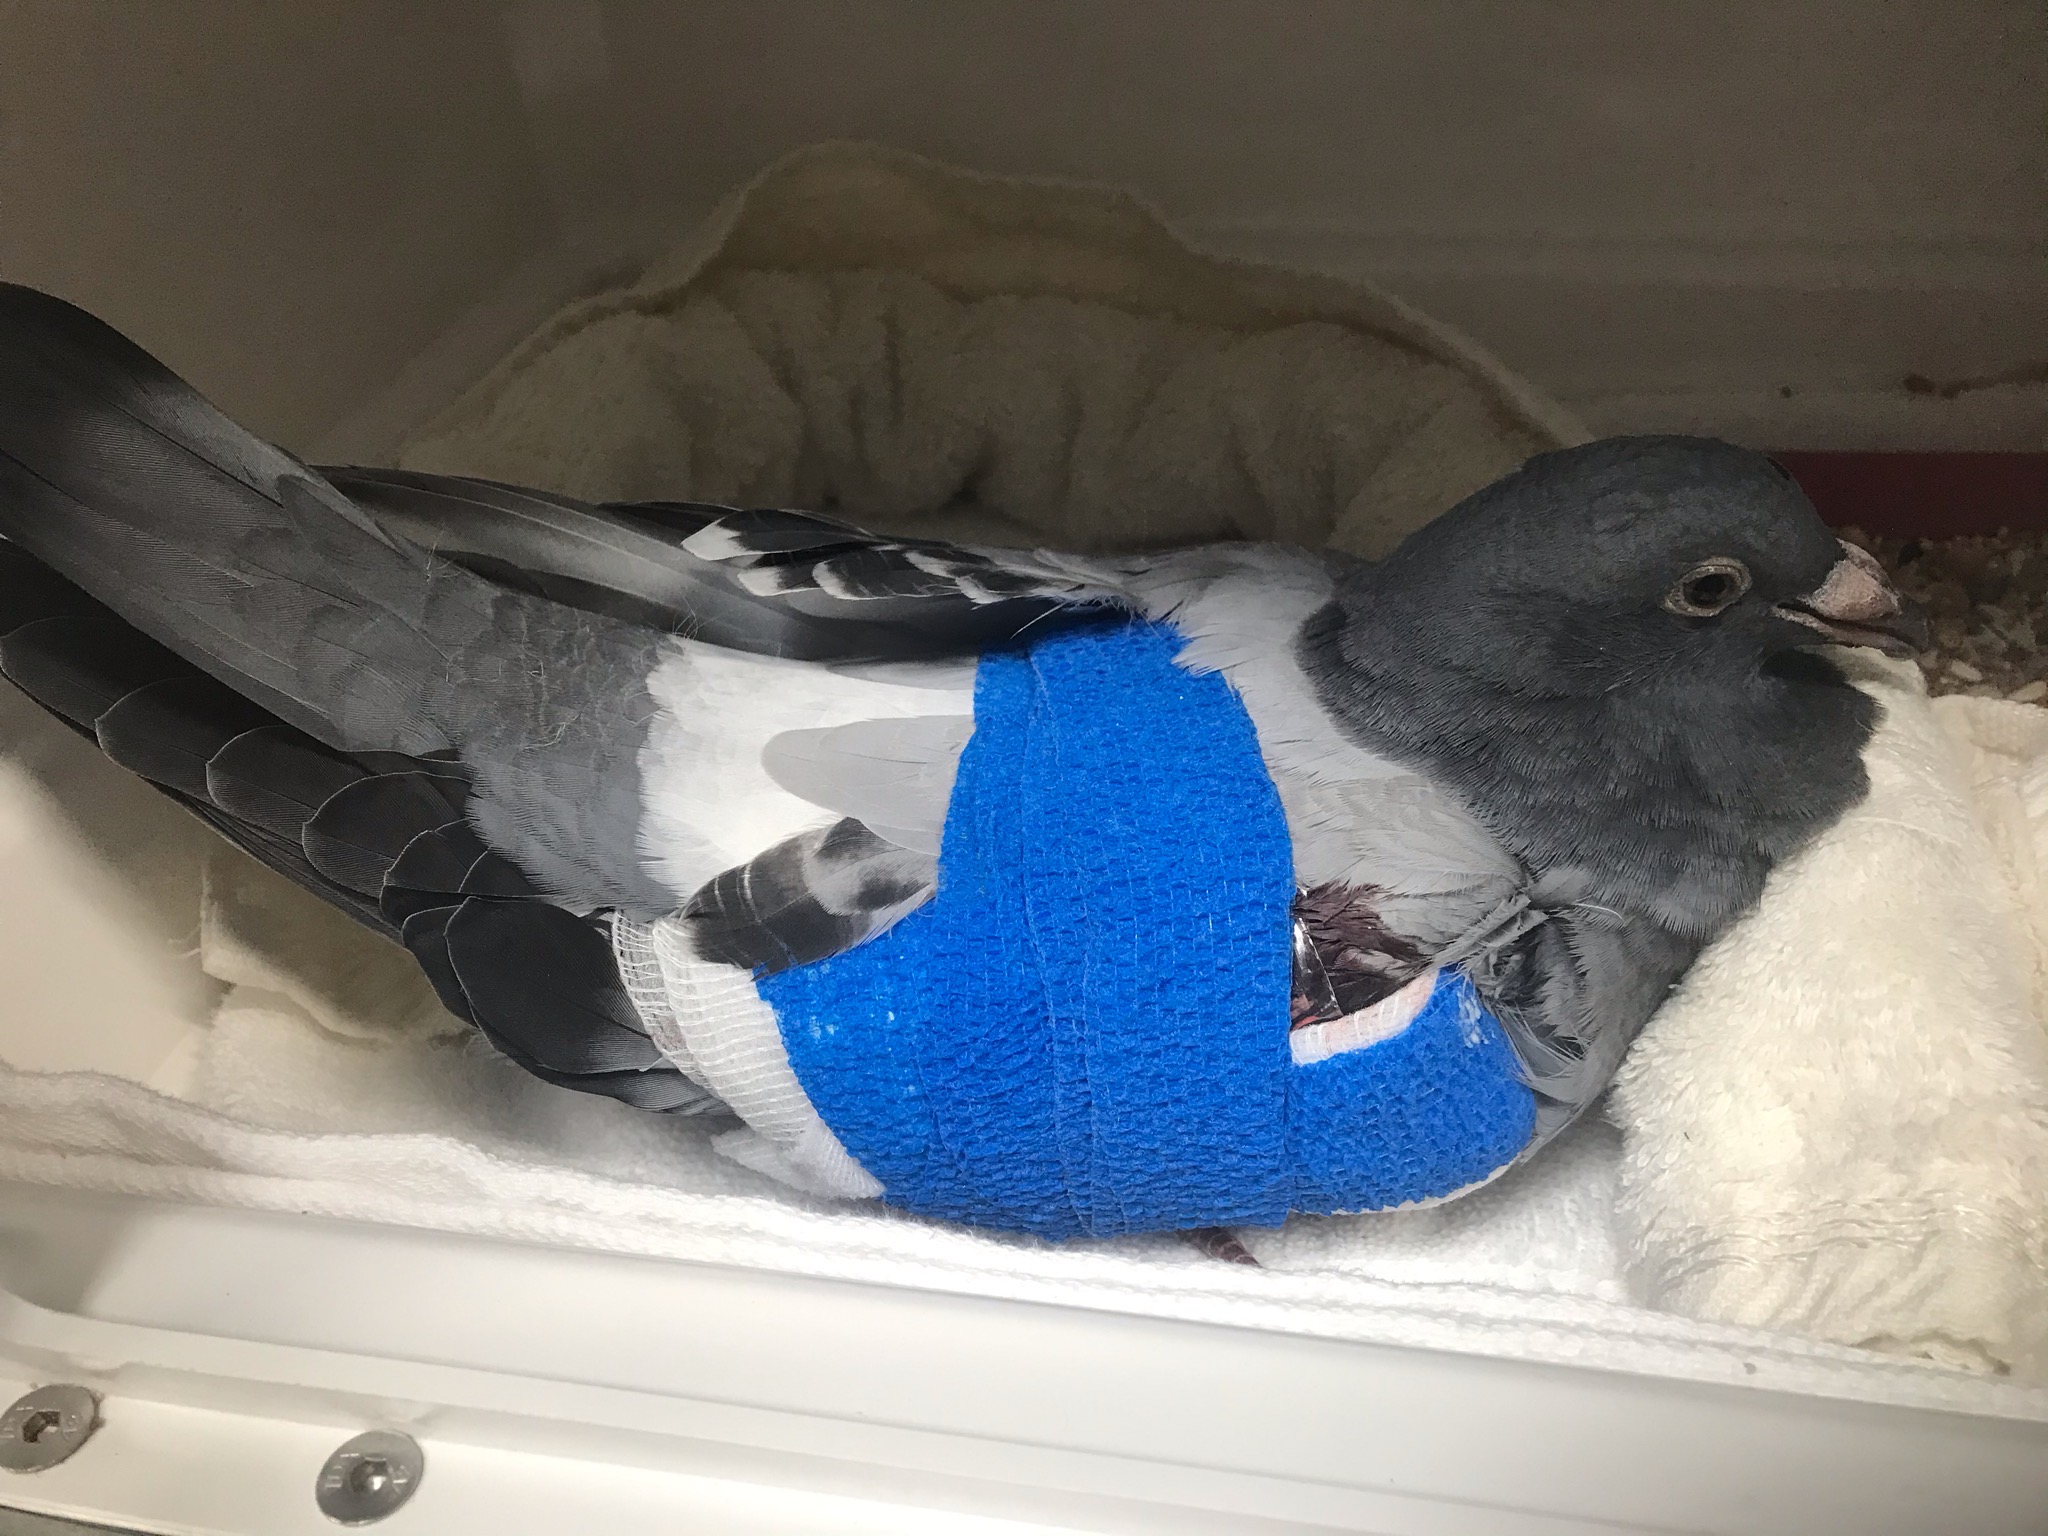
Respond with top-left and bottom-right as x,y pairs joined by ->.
1614,657 -> 2048,1378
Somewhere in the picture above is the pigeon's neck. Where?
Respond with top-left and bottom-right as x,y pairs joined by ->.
1303,609 -> 1878,942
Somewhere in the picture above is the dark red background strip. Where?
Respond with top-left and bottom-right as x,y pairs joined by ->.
1772,452 -> 2048,539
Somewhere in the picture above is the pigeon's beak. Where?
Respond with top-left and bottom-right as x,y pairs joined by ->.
1774,540 -> 1930,657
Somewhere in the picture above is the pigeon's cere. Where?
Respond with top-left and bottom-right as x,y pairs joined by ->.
0,282 -> 1914,1238
1774,537 -> 1930,656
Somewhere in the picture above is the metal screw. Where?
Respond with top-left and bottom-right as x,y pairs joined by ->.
0,1385 -> 99,1473
316,1430 -> 424,1525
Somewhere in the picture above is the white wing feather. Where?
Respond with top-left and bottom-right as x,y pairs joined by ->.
636,639 -> 973,901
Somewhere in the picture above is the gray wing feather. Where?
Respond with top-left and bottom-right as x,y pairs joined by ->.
683,818 -> 937,973
1466,901 -> 1697,1143
330,470 -> 1134,661
0,287 -> 467,756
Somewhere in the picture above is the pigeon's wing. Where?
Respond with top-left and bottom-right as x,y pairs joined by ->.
631,545 -> 1396,978
679,816 -> 938,974
320,470 -> 1126,971
0,284 -> 1024,1093
1464,896 -> 1695,1146
0,542 -> 720,1114
13,281 -> 1511,1120
326,467 -> 1129,663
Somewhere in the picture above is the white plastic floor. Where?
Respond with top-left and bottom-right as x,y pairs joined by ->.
2,1181 -> 2046,1536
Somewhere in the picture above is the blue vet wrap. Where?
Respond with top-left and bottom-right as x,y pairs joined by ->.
762,618 -> 1537,1238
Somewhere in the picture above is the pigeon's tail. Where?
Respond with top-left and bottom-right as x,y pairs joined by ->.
0,282 -> 470,757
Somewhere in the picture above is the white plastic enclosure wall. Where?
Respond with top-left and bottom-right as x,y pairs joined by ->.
3,1 -> 2043,460
2,1183 -> 2047,1536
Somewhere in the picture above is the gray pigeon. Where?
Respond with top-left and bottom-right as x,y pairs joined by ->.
0,283 -> 1923,1225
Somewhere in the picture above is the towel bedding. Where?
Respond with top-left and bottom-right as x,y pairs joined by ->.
0,144 -> 2043,1399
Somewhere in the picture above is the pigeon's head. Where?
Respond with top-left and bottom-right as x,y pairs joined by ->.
1348,435 -> 1926,696
1313,433 -> 1923,930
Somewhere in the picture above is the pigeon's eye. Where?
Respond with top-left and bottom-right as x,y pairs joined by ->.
1663,559 -> 1752,618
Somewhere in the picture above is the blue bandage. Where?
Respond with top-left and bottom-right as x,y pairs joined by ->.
761,619 -> 1535,1237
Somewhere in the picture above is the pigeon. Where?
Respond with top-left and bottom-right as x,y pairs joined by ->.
0,282 -> 1925,1234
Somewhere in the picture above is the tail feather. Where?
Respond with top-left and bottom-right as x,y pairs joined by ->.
0,532 -> 723,1116
0,282 -> 459,755
0,288 -> 741,1120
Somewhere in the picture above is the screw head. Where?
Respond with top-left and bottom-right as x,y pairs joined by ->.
0,1385 -> 99,1473
316,1430 -> 424,1525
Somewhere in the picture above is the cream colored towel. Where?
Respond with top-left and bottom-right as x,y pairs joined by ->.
400,143 -> 1574,557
